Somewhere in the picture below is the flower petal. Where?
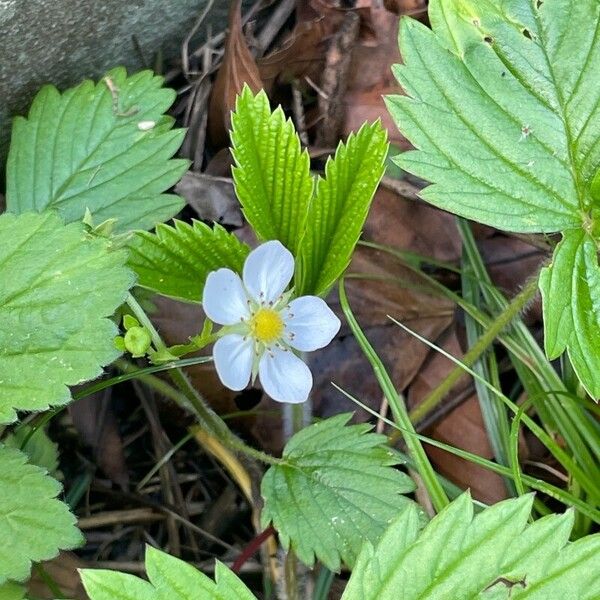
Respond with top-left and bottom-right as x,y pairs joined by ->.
203,268 -> 249,325
243,240 -> 294,305
282,296 -> 341,351
259,347 -> 312,403
213,334 -> 254,391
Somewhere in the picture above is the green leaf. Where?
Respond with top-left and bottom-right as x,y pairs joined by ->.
79,570 -> 155,600
0,446 -> 82,584
261,413 -> 417,571
231,87 -> 313,254
0,211 -> 134,423
128,219 -> 249,302
296,122 -> 388,296
386,0 -> 600,396
387,0 -> 600,232
6,67 -> 188,233
539,229 -> 600,397
0,583 -> 26,600
80,546 -> 257,600
342,492 -> 600,599
4,425 -> 60,476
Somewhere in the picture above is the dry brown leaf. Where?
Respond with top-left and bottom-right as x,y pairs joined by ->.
257,17 -> 332,89
342,7 -> 405,142
208,0 -> 262,148
383,0 -> 427,16
175,171 -> 243,227
28,552 -> 88,599
69,392 -> 129,489
408,332 -> 508,504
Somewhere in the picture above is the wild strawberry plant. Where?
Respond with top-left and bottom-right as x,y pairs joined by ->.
1,0 -> 600,594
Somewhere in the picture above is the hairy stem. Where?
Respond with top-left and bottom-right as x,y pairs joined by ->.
125,293 -> 279,466
409,277 -> 539,424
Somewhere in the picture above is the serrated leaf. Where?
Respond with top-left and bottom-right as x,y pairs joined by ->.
342,493 -> 600,600
128,219 -> 250,302
387,0 -> 600,396
6,67 -> 188,233
539,229 -> 600,397
296,122 -> 387,296
79,570 -> 155,600
387,1 -> 600,233
0,446 -> 82,584
231,87 -> 313,254
0,583 -> 26,600
80,546 -> 257,600
4,425 -> 60,476
260,413 -> 417,571
0,211 -> 134,423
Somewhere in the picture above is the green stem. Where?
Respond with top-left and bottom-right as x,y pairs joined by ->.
338,279 -> 449,512
125,293 -> 279,467
410,277 -> 539,424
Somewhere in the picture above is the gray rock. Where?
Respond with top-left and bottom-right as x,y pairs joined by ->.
0,0 -> 229,167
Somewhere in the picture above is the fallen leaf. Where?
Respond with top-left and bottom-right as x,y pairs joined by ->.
408,332 -> 508,504
175,171 -> 243,227
69,392 -> 129,489
208,0 -> 262,148
28,552 -> 88,599
257,17 -> 332,90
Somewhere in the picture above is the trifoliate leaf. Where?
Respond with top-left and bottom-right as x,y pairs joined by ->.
4,425 -> 60,477
342,492 -> 600,599
539,230 -> 600,397
387,1 -> 599,232
231,87 -> 313,254
0,583 -> 26,600
261,413 -> 417,571
0,212 -> 134,423
387,0 -> 600,397
296,122 -> 387,297
6,67 -> 188,233
128,220 -> 249,302
80,546 -> 257,600
0,446 -> 82,584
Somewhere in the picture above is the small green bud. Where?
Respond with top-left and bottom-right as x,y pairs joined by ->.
124,326 -> 152,357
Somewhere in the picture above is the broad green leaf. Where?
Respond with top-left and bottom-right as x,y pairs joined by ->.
0,212 -> 134,423
230,87 -> 313,254
128,219 -> 249,302
296,122 -> 387,296
387,0 -> 600,396
0,446 -> 82,584
6,67 -> 188,233
387,1 -> 600,233
539,230 -> 600,397
4,425 -> 60,476
0,583 -> 26,600
80,546 -> 257,600
261,413 -> 417,571
343,492 -> 600,599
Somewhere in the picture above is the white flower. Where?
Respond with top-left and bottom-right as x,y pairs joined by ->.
202,240 -> 341,403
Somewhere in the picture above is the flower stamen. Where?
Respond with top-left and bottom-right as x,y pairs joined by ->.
250,307 -> 284,344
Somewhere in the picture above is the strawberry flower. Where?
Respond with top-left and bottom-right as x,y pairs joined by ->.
202,241 -> 341,403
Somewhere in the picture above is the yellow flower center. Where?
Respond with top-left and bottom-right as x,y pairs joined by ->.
250,308 -> 284,344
